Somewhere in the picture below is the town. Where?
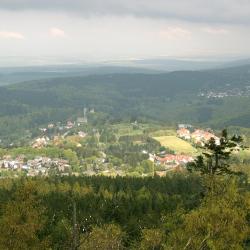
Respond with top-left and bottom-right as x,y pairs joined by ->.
198,85 -> 250,99
0,108 -> 222,177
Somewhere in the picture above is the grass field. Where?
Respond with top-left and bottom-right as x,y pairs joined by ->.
112,124 -> 144,137
112,123 -> 156,137
235,149 -> 250,161
149,129 -> 176,137
153,135 -> 197,155
111,123 -> 177,137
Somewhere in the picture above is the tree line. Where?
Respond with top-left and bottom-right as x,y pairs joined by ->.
0,130 -> 249,249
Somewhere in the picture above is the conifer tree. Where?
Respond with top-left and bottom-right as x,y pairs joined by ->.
187,129 -> 244,177
0,180 -> 49,250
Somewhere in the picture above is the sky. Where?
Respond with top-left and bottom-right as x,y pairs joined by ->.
1,0 -> 250,66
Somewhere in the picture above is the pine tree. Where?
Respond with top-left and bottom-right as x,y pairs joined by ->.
166,180 -> 250,250
187,129 -> 244,177
0,180 -> 49,250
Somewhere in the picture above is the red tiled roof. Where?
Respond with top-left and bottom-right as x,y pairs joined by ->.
156,154 -> 194,163
191,129 -> 219,142
177,128 -> 190,135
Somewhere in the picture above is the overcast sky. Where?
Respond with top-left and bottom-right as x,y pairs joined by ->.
1,0 -> 250,65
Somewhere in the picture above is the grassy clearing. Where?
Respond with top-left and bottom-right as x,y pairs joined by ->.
111,123 -> 176,137
234,149 -> 250,161
149,129 -> 176,137
113,124 -> 144,136
112,123 -> 153,137
153,135 -> 197,155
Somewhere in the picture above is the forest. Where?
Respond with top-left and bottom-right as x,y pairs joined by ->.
0,63 -> 250,249
0,131 -> 249,249
1,64 -> 250,144
1,1 -> 250,249
0,171 -> 249,249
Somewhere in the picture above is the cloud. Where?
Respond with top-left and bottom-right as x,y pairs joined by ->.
49,27 -> 66,37
202,27 -> 229,35
159,27 -> 191,39
0,0 -> 250,24
0,31 -> 24,39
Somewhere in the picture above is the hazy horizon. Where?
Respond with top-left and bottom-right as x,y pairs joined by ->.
1,54 -> 250,68
1,0 -> 250,66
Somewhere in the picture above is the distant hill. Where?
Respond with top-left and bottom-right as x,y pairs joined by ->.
119,58 -> 225,71
3,57 -> 250,86
0,65 -> 162,86
0,63 -> 250,141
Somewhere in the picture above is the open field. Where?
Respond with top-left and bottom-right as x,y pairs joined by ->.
235,149 -> 250,161
112,123 -> 159,137
112,124 -> 144,137
153,135 -> 197,155
149,129 -> 176,137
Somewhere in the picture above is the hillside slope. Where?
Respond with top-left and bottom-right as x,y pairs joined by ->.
0,64 -> 250,141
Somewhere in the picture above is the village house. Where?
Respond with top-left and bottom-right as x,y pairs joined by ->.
191,129 -> 220,146
78,131 -> 87,138
48,123 -> 55,129
27,157 -> 70,171
177,128 -> 191,140
178,124 -> 192,129
65,121 -> 74,129
39,128 -> 47,132
0,154 -> 71,176
1,160 -> 21,170
0,155 -> 25,171
155,154 -> 194,167
77,117 -> 87,125
54,159 -> 70,172
32,137 -> 49,149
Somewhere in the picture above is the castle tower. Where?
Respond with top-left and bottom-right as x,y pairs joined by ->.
83,107 -> 88,123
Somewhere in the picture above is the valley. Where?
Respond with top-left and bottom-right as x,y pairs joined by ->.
1,1 -> 250,248
1,110 -> 249,178
1,63 -> 250,178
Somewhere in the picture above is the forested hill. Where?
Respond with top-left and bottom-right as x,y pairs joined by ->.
0,65 -> 163,86
8,63 -> 250,91
1,64 -> 250,141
